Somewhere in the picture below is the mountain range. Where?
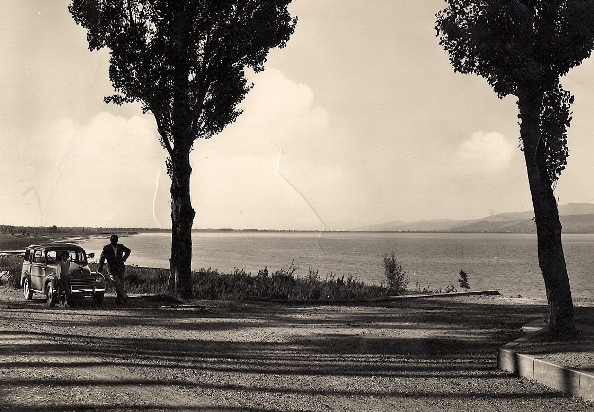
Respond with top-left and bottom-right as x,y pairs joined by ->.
357,203 -> 594,233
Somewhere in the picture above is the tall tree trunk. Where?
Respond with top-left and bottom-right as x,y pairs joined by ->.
518,88 -> 575,337
168,4 -> 195,298
169,146 -> 195,298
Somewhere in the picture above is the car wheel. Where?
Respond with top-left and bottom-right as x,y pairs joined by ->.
23,278 -> 33,300
93,293 -> 104,306
46,283 -> 57,307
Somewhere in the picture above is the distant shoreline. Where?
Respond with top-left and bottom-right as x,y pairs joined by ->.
3,226 -> 594,240
1,225 -> 593,254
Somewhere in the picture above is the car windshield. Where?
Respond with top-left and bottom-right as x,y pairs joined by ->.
46,249 -> 87,265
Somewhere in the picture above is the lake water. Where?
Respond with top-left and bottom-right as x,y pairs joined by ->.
76,231 -> 594,300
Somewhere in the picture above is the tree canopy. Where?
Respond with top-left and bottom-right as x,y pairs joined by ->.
70,0 -> 296,156
437,0 -> 594,183
437,0 -> 594,96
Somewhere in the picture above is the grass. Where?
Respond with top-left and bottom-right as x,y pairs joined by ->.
190,265 -> 388,301
119,263 -> 391,301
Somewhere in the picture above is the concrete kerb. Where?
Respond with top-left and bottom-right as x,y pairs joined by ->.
498,319 -> 594,402
161,290 -> 503,307
269,289 -> 501,305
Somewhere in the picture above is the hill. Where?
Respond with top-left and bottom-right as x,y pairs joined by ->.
357,203 -> 594,233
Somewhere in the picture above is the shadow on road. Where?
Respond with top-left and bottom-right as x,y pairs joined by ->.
0,295 -> 591,411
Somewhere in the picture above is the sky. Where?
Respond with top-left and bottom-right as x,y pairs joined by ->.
2,1 -> 594,231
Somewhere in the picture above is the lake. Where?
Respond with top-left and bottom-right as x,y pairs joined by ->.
76,231 -> 594,300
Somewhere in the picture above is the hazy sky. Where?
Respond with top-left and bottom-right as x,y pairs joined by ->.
2,0 -> 594,230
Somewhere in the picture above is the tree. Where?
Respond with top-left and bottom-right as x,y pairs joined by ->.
436,0 -> 594,337
69,0 -> 297,297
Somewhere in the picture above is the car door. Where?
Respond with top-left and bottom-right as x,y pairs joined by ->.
22,248 -> 32,278
30,249 -> 46,291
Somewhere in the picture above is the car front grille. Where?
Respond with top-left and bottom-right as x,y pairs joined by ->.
69,274 -> 96,291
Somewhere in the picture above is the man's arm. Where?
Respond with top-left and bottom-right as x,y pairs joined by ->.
98,248 -> 106,272
122,245 -> 131,262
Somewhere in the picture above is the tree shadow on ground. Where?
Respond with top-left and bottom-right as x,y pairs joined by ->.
1,296 -> 591,411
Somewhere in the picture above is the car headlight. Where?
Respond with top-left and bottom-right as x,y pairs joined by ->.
95,274 -> 104,284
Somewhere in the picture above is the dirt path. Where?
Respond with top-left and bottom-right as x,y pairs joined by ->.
0,289 -> 592,411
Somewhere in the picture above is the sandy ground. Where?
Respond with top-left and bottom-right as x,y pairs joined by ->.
0,287 -> 593,412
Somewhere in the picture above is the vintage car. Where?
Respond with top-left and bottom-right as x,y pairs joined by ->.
21,243 -> 105,307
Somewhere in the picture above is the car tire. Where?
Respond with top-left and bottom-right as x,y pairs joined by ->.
23,278 -> 33,300
46,283 -> 57,307
93,293 -> 104,306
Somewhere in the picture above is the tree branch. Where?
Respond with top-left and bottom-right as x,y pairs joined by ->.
154,113 -> 174,155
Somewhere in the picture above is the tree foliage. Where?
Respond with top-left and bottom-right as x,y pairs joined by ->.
436,0 -> 594,182
70,0 -> 297,166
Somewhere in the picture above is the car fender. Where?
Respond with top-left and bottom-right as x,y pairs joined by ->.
21,271 -> 30,287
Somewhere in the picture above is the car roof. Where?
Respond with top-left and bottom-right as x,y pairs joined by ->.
26,243 -> 85,251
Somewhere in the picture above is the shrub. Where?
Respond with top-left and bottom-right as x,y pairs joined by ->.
124,266 -> 169,293
0,255 -> 23,289
89,263 -> 169,294
190,263 -> 389,301
458,270 -> 470,290
383,252 -> 408,295
86,260 -> 394,302
413,279 -> 433,294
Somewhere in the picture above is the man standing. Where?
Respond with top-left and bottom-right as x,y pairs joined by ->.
58,251 -> 72,306
98,234 -> 131,304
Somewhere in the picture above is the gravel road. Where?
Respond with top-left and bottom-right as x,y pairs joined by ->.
0,288 -> 592,411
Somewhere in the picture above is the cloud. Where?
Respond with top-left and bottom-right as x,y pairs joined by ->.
0,112 -> 170,227
456,131 -> 515,173
204,68 -> 330,156
190,68 -> 346,229
0,69 -> 340,230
